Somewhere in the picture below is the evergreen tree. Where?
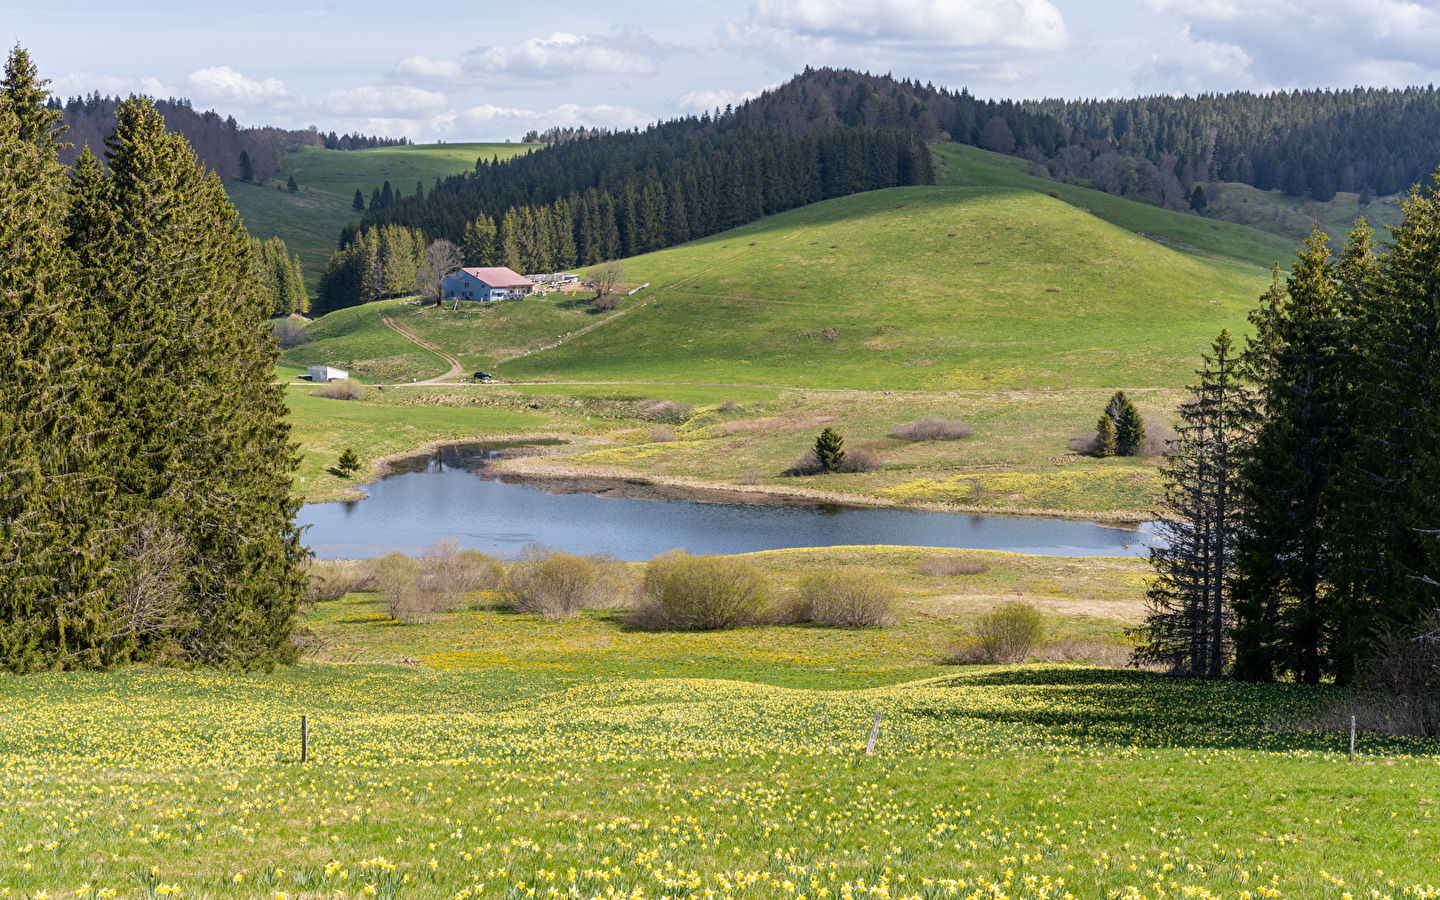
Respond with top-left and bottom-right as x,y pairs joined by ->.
462,214 -> 496,267
1134,330 -> 1246,676
337,448 -> 359,476
814,428 -> 846,473
379,180 -> 393,209
286,175 -> 298,193
414,180 -> 424,202
353,189 -> 365,213
1106,391 -> 1146,456
0,51 -> 109,672
72,97 -> 306,669
370,186 -> 381,211
1232,234 -> 1349,683
1189,184 -> 1207,211
1094,414 -> 1117,457
238,149 -> 253,182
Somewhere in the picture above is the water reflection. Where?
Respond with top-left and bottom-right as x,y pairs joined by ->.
301,446 -> 1163,561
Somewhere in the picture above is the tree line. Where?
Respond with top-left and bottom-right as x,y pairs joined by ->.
1138,173 -> 1440,684
1,48 -> 305,672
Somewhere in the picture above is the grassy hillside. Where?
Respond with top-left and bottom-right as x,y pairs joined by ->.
934,143 -> 1297,268
1204,179 -> 1401,246
486,185 -> 1266,388
226,142 -> 537,288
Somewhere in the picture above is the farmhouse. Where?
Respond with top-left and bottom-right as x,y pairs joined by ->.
442,267 -> 536,302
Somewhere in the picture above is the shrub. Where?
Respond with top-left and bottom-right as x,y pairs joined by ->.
973,601 -> 1046,663
720,399 -> 737,412
797,571 -> 896,627
420,536 -> 503,610
636,398 -> 694,423
630,551 -> 769,630
890,416 -> 974,441
272,317 -> 311,349
916,556 -> 990,576
648,426 -> 676,443
315,379 -> 366,400
304,559 -> 377,603
841,448 -> 881,473
506,546 -> 603,619
938,639 -> 990,665
785,449 -> 823,476
740,467 -> 761,485
374,552 -> 444,624
337,447 -> 360,476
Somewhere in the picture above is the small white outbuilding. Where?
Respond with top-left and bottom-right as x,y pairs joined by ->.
308,365 -> 348,383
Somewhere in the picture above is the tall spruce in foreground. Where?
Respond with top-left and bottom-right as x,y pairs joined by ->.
1134,330 -> 1247,677
1328,177 -> 1440,673
1231,235 -> 1352,684
0,48 -> 110,671
69,97 -> 306,669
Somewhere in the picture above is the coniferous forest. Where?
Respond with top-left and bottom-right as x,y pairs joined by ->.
0,48 -> 306,672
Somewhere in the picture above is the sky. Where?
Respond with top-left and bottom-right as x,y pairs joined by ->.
11,0 -> 1440,141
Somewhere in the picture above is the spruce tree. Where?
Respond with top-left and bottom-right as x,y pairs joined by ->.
337,448 -> 360,476
1094,414 -> 1117,457
414,180 -> 424,202
1189,185 -> 1207,211
0,51 -> 109,671
814,428 -> 846,473
75,97 -> 307,669
1134,330 -> 1247,676
353,188 -> 365,213
286,175 -> 298,193
1232,231 -> 1354,683
1107,391 -> 1146,455
238,149 -> 253,182
380,180 -> 393,209
370,186 -> 381,211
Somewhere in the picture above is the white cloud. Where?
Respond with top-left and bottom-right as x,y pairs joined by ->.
1142,0 -> 1440,88
1130,27 -> 1254,94
50,72 -> 176,99
721,0 -> 1070,79
186,66 -> 288,103
443,101 -> 653,139
390,26 -> 671,90
316,85 -> 448,118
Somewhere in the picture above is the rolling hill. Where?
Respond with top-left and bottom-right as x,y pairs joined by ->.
288,183 -> 1271,389
226,141 -> 536,289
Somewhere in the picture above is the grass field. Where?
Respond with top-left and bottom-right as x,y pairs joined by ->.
3,554 -> 1438,900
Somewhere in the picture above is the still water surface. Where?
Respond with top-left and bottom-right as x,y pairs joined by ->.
299,443 -> 1161,560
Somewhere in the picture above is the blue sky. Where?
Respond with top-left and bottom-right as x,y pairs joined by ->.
13,0 -> 1440,141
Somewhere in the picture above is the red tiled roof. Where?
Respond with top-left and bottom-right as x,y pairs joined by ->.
459,267 -> 535,288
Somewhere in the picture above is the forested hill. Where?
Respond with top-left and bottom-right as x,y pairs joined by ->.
355,68 -> 945,253
1021,89 -> 1440,198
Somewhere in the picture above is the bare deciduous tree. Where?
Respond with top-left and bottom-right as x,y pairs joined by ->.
415,239 -> 463,308
110,518 -> 194,641
587,259 -> 624,310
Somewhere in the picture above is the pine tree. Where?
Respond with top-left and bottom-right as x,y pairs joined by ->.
1134,330 -> 1247,676
462,214 -> 496,267
380,180 -> 393,209
814,428 -> 846,473
1094,414 -> 1117,457
370,186 -> 381,211
1189,184 -> 1207,211
238,149 -> 253,182
353,189 -> 365,213
414,180 -> 424,202
74,97 -> 306,669
286,175 -> 298,193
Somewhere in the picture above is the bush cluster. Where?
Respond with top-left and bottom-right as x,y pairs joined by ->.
890,416 -> 974,441
915,556 -> 990,576
314,379 -> 367,401
795,571 -> 895,627
942,601 -> 1047,664
636,399 -> 694,424
628,551 -> 769,630
505,545 -> 627,620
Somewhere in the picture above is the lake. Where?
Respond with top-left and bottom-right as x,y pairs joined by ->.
299,442 -> 1162,560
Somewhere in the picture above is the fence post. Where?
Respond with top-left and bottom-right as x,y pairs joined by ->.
301,714 -> 309,764
866,711 -> 882,755
1348,715 -> 1355,763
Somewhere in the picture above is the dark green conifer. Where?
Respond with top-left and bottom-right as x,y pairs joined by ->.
352,188 -> 365,212
1094,415 -> 1117,457
380,180 -> 393,209
286,175 -> 298,193
238,149 -> 253,182
814,428 -> 845,473
370,186 -> 381,210
1189,185 -> 1207,211
337,448 -> 360,476
1106,391 -> 1146,456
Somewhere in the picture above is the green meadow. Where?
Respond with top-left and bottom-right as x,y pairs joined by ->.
3,562 -> 1437,900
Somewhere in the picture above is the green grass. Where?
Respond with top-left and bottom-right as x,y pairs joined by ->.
494,185 -> 1267,388
227,180 -> 358,294
933,143 -> 1299,269
2,565 -> 1438,899
286,387 -> 549,499
1203,180 -> 1400,247
283,301 -> 451,383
